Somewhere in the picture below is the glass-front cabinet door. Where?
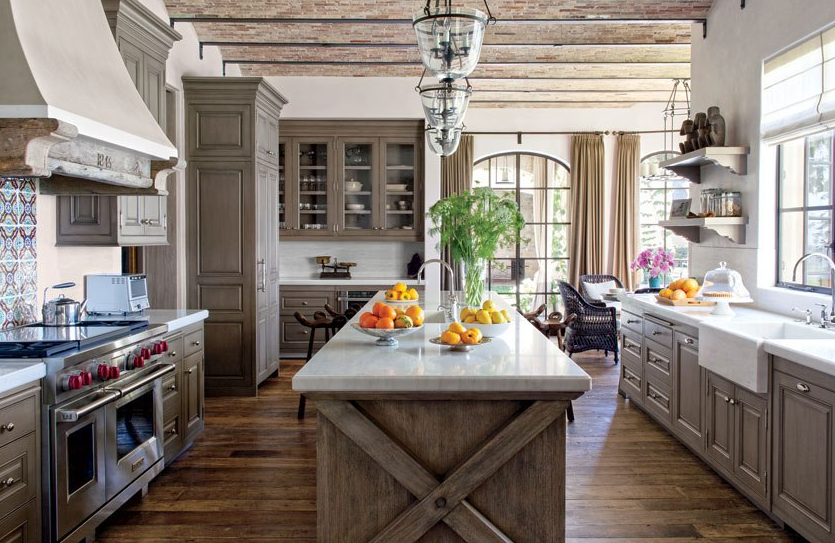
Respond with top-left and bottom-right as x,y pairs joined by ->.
293,139 -> 334,236
379,139 -> 421,236
278,139 -> 290,232
338,139 -> 378,235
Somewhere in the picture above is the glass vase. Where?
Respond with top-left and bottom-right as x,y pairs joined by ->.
462,258 -> 486,308
648,275 -> 662,289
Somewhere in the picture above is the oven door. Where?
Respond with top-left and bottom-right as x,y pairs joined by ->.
104,367 -> 170,500
52,392 -> 114,540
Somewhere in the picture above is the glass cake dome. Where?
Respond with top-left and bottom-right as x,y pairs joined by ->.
700,261 -> 751,300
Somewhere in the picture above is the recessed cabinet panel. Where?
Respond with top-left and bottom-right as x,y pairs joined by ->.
119,195 -> 144,237
194,167 -> 245,275
56,196 -> 115,242
734,388 -> 768,499
706,372 -> 735,474
203,322 -> 244,378
673,332 -> 704,452
198,285 -> 244,312
190,104 -> 251,157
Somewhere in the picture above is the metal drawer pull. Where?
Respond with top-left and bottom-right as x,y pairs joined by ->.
0,423 -> 14,432
192,341 -> 201,346
2,478 -> 16,488
796,383 -> 811,393
650,393 -> 660,400
626,319 -> 640,324
167,428 -> 178,436
168,351 -> 178,357
187,369 -> 195,375
729,399 -> 736,405
651,330 -> 662,336
685,338 -> 695,345
167,384 -> 177,391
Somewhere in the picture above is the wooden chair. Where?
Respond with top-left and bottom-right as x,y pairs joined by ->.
293,310 -> 346,419
558,281 -> 619,364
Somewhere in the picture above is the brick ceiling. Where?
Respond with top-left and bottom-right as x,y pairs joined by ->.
164,0 -> 713,108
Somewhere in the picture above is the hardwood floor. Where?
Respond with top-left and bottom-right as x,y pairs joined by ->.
96,352 -> 806,543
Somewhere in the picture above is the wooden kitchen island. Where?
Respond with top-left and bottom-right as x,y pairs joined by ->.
293,292 -> 591,543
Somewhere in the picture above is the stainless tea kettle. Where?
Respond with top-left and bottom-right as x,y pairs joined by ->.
42,282 -> 88,326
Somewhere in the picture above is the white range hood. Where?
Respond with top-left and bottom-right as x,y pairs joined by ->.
0,0 -> 179,190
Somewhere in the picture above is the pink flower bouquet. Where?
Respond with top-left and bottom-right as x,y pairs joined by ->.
630,247 -> 676,278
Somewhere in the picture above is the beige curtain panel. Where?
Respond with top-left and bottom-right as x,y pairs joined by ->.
611,134 -> 641,291
439,134 -> 473,291
568,133 -> 605,286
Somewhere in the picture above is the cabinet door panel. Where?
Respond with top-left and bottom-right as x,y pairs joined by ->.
118,38 -> 143,90
56,196 -> 117,245
772,370 -> 834,540
706,372 -> 735,474
379,138 -> 422,239
119,195 -> 144,237
339,138 -> 379,236
673,332 -> 704,452
183,351 -> 204,441
144,55 -> 166,127
734,388 -> 768,499
142,196 -> 168,239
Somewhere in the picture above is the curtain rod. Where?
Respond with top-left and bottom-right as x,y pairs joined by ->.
463,129 -> 674,136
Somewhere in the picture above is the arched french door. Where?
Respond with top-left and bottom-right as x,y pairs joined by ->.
472,152 -> 570,314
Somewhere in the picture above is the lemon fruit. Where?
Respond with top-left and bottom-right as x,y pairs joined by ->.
440,330 -> 461,345
500,309 -> 511,322
385,290 -> 400,301
448,322 -> 467,335
394,315 -> 413,329
460,307 -> 473,321
490,311 -> 506,324
482,300 -> 496,312
464,315 -> 477,323
406,288 -> 419,300
393,282 -> 407,293
671,289 -> 687,301
476,309 -> 492,325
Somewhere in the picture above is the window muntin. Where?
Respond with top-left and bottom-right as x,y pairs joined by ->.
777,131 -> 835,291
473,153 -> 570,314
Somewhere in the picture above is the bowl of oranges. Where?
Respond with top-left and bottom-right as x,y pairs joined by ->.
353,302 -> 425,346
656,277 -> 704,305
384,282 -> 420,303
459,300 -> 512,337
430,322 -> 490,352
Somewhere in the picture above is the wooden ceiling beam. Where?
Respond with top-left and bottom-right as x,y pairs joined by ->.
170,16 -> 705,25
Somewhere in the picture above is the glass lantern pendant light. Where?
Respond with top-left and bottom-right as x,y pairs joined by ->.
412,0 -> 494,81
426,126 -> 465,157
419,81 -> 472,131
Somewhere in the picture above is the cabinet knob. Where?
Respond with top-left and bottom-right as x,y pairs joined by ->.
168,384 -> 177,391
168,351 -> 177,357
187,369 -> 195,375
626,319 -> 640,324
0,423 -> 14,432
2,478 -> 15,488
651,330 -> 661,336
796,383 -> 811,393
685,338 -> 695,345
724,396 -> 730,403
192,341 -> 201,346
729,398 -> 736,405
167,428 -> 178,436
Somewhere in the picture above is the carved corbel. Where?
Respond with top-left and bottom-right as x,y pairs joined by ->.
0,118 -> 77,177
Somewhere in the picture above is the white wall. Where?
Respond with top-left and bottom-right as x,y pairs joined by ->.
36,0 -> 232,307
689,0 -> 835,315
270,76 -> 670,288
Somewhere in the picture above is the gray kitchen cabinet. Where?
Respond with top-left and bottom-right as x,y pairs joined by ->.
56,0 -> 180,247
161,323 -> 205,464
672,331 -> 704,453
706,370 -> 769,505
0,384 -> 40,543
185,77 -> 287,396
279,120 -> 424,241
279,287 -> 337,357
772,357 -> 835,543
618,325 -> 643,405
183,350 -> 204,441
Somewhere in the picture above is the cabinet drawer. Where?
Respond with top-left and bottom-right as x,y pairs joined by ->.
163,334 -> 184,363
162,370 -> 181,418
184,328 -> 204,357
644,378 -> 672,424
645,347 -> 672,386
281,290 -> 334,311
621,332 -> 642,361
0,433 -> 36,521
0,498 -> 38,543
620,364 -> 642,403
0,390 -> 36,451
621,310 -> 643,334
163,416 -> 183,464
644,316 -> 674,349
282,321 -> 328,345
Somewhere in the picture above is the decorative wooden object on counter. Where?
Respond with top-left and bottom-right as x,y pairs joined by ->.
279,120 -> 424,242
0,383 -> 41,543
55,0 -> 182,247
185,77 -> 286,396
659,146 -> 750,183
160,322 -> 205,463
314,395 -> 573,543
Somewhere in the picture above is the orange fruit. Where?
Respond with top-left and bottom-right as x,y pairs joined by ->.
658,288 -> 670,299
447,322 -> 466,334
359,313 -> 378,328
392,282 -> 407,293
461,328 -> 483,345
378,305 -> 397,320
372,302 -> 386,317
671,289 -> 687,301
375,317 -> 394,329
405,305 -> 424,326
682,278 -> 699,293
440,330 -> 461,345
686,289 -> 698,299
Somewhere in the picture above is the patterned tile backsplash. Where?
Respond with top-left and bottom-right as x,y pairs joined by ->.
0,178 -> 37,328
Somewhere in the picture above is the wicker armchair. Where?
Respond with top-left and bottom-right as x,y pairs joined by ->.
579,274 -> 624,304
558,281 -> 619,364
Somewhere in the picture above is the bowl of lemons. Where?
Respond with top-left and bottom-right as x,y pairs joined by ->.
459,300 -> 512,337
385,282 -> 421,304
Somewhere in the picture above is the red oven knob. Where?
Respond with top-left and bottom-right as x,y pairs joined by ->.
135,356 -> 145,368
80,371 -> 92,386
110,367 -> 121,379
161,340 -> 169,352
62,374 -> 83,391
95,364 -> 111,381
140,348 -> 151,359
152,342 -> 164,355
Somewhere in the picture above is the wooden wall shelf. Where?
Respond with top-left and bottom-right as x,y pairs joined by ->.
659,147 -> 750,183
659,217 -> 748,244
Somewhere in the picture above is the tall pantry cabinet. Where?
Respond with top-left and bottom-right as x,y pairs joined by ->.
184,77 -> 287,396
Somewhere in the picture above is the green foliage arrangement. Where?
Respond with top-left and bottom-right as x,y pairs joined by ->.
427,187 -> 526,305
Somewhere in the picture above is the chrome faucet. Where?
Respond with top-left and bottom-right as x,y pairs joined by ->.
792,252 -> 835,325
414,259 -> 460,323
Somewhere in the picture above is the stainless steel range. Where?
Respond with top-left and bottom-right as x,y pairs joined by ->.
0,320 -> 172,543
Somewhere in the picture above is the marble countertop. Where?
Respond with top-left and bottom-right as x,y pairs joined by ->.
292,292 -> 591,394
145,309 -> 209,333
621,294 -> 835,384
0,362 -> 45,395
281,277 -> 422,286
